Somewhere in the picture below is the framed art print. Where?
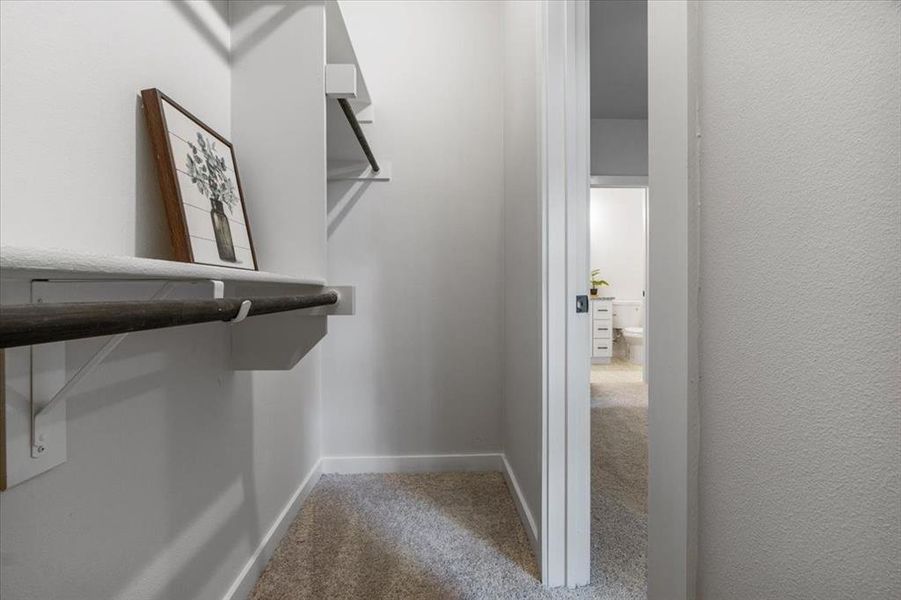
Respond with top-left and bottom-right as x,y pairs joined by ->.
141,88 -> 257,270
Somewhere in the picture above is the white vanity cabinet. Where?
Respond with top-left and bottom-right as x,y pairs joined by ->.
591,297 -> 613,362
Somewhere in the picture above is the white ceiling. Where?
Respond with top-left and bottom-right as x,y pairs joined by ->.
590,0 -> 648,120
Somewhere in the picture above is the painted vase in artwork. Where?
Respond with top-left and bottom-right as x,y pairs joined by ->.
187,132 -> 239,263
209,198 -> 236,262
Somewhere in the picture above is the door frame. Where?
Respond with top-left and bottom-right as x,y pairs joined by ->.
539,0 -> 590,587
540,1 -> 699,596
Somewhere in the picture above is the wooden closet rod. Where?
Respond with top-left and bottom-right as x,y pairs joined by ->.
337,98 -> 380,173
0,290 -> 339,348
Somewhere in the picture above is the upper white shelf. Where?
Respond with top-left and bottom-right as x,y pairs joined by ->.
0,246 -> 326,286
326,1 -> 370,108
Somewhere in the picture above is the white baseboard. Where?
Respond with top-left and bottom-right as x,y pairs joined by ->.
320,452 -> 504,474
222,459 -> 322,600
501,455 -> 540,561
321,452 -> 539,560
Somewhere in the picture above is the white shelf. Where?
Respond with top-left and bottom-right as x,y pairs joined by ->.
0,246 -> 325,286
0,246 -> 353,490
325,64 -> 358,99
328,160 -> 392,182
326,1 -> 370,110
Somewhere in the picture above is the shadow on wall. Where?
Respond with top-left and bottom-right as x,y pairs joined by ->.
166,0 -> 229,62
327,181 -> 372,237
0,312 -> 266,600
112,324 -> 262,599
327,99 -> 378,237
167,0 -> 312,63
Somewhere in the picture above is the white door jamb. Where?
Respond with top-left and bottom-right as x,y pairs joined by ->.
541,1 -> 700,596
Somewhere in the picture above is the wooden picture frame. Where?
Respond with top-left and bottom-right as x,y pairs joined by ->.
141,88 -> 258,270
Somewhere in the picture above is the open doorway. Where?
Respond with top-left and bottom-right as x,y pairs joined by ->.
587,0 -> 649,595
590,184 -> 648,379
542,0 -> 697,593
588,183 -> 649,596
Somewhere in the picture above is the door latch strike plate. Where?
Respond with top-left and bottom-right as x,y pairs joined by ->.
576,295 -> 588,313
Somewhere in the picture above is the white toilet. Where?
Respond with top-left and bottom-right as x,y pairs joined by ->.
612,300 -> 644,365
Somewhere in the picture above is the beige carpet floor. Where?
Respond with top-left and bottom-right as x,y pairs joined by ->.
589,362 -> 648,596
251,365 -> 647,599
251,471 -> 549,599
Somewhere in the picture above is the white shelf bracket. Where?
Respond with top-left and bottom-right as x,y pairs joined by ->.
30,281 -> 176,457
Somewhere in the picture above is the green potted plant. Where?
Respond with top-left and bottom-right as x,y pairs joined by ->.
590,269 -> 609,296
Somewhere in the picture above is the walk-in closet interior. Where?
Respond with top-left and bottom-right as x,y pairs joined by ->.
2,1 -> 899,599
0,1 -> 546,598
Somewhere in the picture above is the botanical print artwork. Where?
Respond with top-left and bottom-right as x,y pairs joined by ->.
142,88 -> 256,269
159,96 -> 256,269
185,132 -> 239,262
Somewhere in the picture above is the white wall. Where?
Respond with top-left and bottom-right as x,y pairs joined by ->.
231,1 -> 327,281
591,118 -> 648,176
0,1 -> 230,259
502,0 -> 543,544
0,2 -> 327,599
589,187 -> 645,301
696,1 -> 901,598
322,1 -> 505,457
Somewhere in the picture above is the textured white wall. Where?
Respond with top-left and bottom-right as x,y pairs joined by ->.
502,0 -> 543,540
697,1 -> 901,598
589,187 -> 645,301
591,118 -> 648,176
322,1 -> 505,456
0,2 -> 327,599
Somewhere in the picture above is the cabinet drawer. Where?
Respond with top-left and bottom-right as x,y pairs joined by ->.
593,302 -> 613,318
592,339 -> 612,357
592,322 -> 613,339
